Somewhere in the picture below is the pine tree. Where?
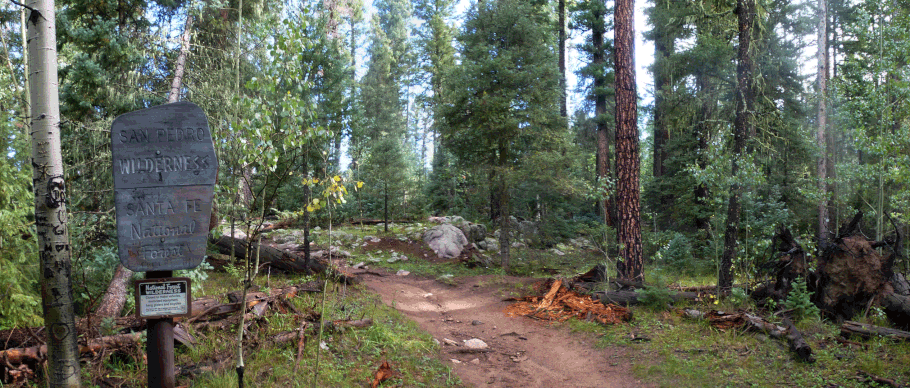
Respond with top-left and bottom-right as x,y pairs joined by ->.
571,0 -> 615,226
614,0 -> 643,281
359,15 -> 410,229
442,0 -> 560,271
720,0 -> 758,291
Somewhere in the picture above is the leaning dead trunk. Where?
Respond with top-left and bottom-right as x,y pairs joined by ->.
26,0 -> 82,385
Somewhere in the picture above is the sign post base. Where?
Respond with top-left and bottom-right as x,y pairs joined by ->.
146,271 -> 175,388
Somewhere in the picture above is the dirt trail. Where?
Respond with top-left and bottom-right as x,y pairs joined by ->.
353,269 -> 649,388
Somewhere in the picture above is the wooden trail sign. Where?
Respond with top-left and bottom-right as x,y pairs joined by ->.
111,102 -> 217,272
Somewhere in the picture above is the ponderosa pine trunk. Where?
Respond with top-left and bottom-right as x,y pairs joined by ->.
720,0 -> 756,292
816,0 -> 829,245
614,0 -> 643,282
26,0 -> 82,385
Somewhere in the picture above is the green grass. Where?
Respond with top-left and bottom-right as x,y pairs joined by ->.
74,271 -> 459,387
564,308 -> 910,387
65,225 -> 910,387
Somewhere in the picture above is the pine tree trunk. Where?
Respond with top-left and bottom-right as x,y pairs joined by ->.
614,0 -> 643,282
26,0 -> 82,385
592,6 -> 614,227
498,142 -> 511,272
651,0 -> 671,179
498,170 -> 511,273
694,72 -> 713,233
816,0 -> 829,245
558,0 -> 567,119
384,182 -> 389,233
720,0 -> 756,291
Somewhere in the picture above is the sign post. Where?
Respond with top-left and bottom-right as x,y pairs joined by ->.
111,102 -> 217,388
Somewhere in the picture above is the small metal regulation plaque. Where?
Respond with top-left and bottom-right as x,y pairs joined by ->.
112,102 -> 218,271
135,278 -> 192,319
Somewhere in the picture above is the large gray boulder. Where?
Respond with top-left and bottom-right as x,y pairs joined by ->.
423,224 -> 469,259
458,222 -> 487,243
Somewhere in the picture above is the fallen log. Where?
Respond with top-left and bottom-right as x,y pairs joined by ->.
882,292 -> 910,330
684,310 -> 814,362
593,290 -> 702,306
1,332 -> 144,383
210,235 -> 325,274
782,318 -> 814,362
840,320 -> 910,341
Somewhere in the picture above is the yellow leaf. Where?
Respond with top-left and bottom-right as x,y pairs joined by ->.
313,199 -> 320,205
306,205 -> 315,212
357,181 -> 364,188
313,178 -> 319,184
333,175 -> 341,182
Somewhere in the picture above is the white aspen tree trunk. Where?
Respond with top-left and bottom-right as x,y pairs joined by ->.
26,0 -> 82,386
817,0 -> 829,244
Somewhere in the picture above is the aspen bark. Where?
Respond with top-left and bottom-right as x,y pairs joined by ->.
26,0 -> 81,385
816,0 -> 829,244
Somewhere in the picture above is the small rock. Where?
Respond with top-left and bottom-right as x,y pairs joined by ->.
471,320 -> 484,326
450,359 -> 461,364
352,262 -> 366,269
470,358 -> 480,365
463,338 -> 488,350
423,293 -> 433,297
551,249 -> 565,256
319,341 -> 328,350
396,270 -> 410,276
442,338 -> 459,346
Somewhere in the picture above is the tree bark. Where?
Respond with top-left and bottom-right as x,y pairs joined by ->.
210,236 -> 326,274
26,0 -> 82,385
94,264 -> 132,320
558,0 -> 567,119
168,14 -> 194,103
498,143 -> 511,272
614,0 -> 643,282
593,290 -> 700,306
302,158 -> 311,263
816,0 -> 829,245
651,0 -> 672,179
592,10 -> 614,227
720,0 -> 756,292
841,320 -> 910,341
693,72 -> 713,233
